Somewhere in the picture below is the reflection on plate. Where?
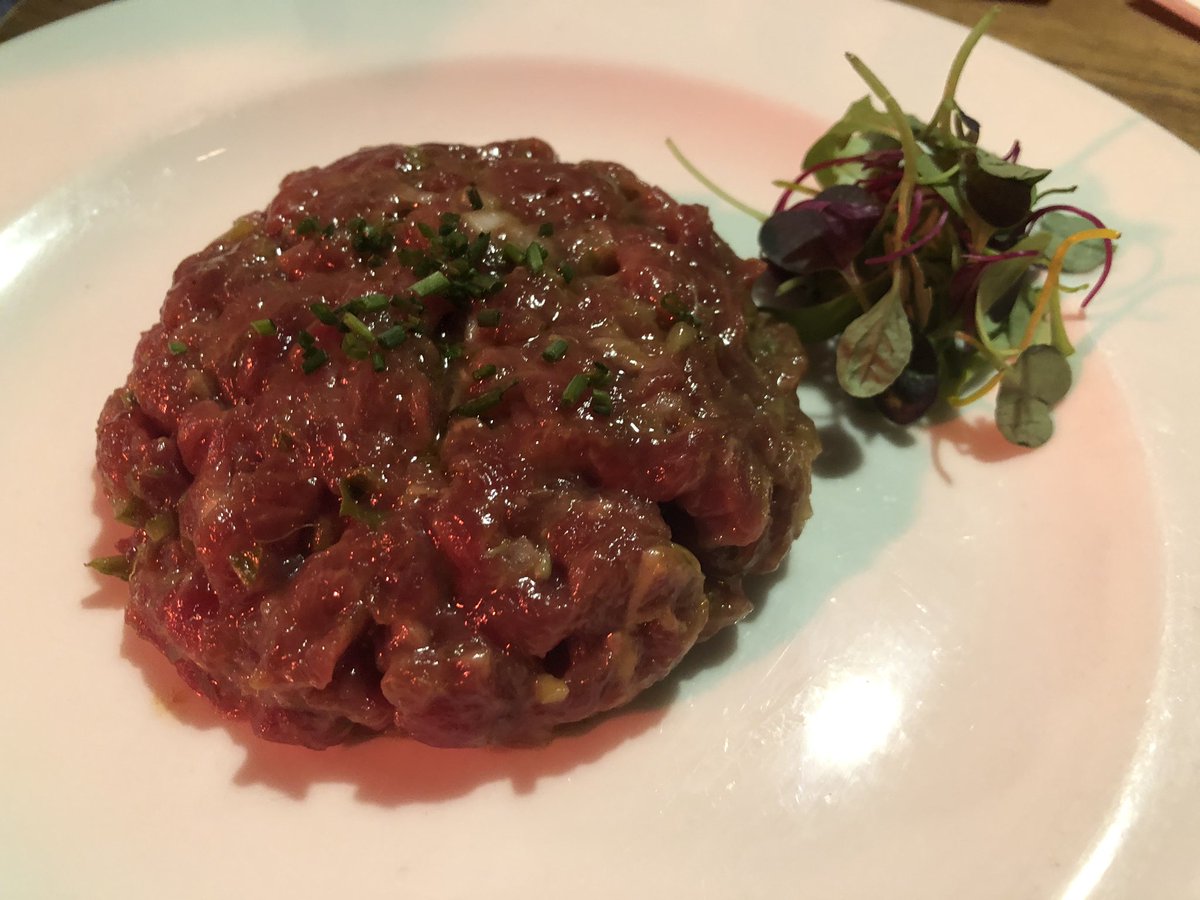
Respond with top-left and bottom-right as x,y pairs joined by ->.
1,1 -> 1199,897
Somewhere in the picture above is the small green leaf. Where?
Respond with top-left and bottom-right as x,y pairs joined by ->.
769,291 -> 862,343
802,96 -> 898,187
1037,211 -> 1108,274
994,345 -> 1073,448
961,150 -> 1038,229
835,278 -> 913,398
972,149 -> 1052,185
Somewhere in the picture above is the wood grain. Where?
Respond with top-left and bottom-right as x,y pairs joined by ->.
2,0 -> 1197,148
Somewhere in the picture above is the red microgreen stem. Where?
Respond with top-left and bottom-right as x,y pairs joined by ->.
1026,203 -> 1115,307
865,207 -> 950,266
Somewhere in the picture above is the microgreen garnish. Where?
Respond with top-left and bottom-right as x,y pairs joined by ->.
167,340 -> 188,356
542,338 -> 569,362
669,6 -> 1119,447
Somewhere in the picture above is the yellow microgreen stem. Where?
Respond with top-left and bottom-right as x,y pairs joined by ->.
771,178 -> 820,197
845,53 -> 922,259
665,139 -> 767,222
930,6 -> 1001,134
1019,228 -> 1121,350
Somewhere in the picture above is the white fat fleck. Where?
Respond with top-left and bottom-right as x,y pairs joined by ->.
463,209 -> 534,244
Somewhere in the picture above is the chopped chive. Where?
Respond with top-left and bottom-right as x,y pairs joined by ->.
310,302 -> 339,326
341,333 -> 371,360
538,222 -> 555,238
526,241 -> 546,273
441,342 -> 464,361
562,373 -> 589,405
371,352 -> 387,372
296,330 -> 316,350
301,347 -> 329,373
295,216 -> 320,236
452,380 -> 518,418
558,261 -> 575,284
144,511 -> 175,542
377,325 -> 408,349
542,338 -> 569,362
411,270 -> 451,297
86,555 -> 131,580
338,477 -> 385,528
356,292 -> 390,313
229,549 -> 261,587
502,241 -> 526,265
589,361 -> 611,387
167,340 -> 188,356
659,292 -> 699,326
467,185 -> 484,210
590,388 -> 613,416
476,309 -> 502,328
472,363 -> 497,381
342,312 -> 375,342
250,318 -> 276,336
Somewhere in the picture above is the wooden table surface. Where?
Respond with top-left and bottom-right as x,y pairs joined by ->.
2,0 -> 1198,150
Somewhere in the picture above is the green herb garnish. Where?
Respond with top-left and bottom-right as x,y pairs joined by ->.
86,555 -> 132,580
669,7 -> 1119,448
167,340 -> 188,356
250,318 -> 276,336
453,380 -> 518,418
542,338 -> 569,362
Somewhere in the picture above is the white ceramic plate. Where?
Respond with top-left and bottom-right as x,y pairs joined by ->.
3,2 -> 1199,897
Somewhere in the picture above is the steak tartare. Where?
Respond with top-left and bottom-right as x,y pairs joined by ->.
94,139 -> 819,748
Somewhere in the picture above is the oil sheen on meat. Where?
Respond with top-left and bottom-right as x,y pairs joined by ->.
95,139 -> 819,748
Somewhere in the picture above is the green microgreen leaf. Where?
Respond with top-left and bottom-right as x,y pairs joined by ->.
835,274 -> 913,397
411,270 -> 451,297
994,344 -> 1073,447
1036,211 -> 1109,274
